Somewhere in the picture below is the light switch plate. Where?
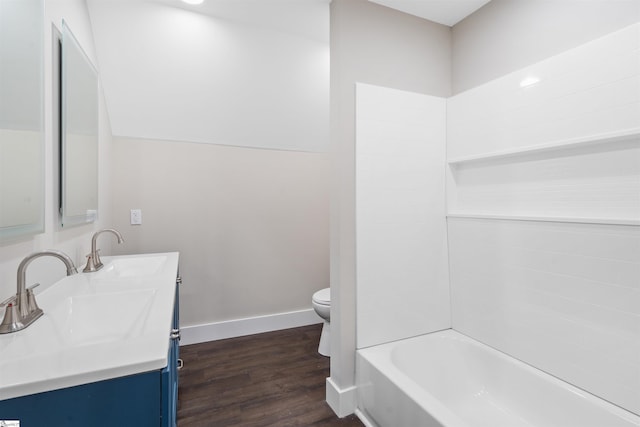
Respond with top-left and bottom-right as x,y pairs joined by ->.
130,209 -> 142,225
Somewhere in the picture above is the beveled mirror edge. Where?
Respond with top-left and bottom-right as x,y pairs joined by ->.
59,19 -> 99,229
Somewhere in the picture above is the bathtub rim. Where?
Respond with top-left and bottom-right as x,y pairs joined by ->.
356,328 -> 640,427
356,329 -> 471,427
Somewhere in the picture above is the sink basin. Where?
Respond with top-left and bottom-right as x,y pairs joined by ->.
98,255 -> 168,278
0,251 -> 180,402
49,289 -> 157,346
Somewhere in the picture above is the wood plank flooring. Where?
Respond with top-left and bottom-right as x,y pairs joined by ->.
177,324 -> 365,427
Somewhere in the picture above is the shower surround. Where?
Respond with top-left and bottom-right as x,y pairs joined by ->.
354,23 -> 640,426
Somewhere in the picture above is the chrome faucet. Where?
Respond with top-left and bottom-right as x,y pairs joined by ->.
83,228 -> 124,273
0,250 -> 78,334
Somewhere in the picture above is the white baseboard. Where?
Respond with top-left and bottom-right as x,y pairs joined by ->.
354,408 -> 377,427
326,377 -> 357,418
180,308 -> 322,345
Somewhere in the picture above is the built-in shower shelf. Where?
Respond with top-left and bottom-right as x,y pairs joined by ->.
447,213 -> 640,226
447,128 -> 640,165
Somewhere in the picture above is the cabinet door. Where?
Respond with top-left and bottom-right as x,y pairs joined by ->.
0,372 -> 161,426
161,281 -> 180,427
161,340 -> 178,427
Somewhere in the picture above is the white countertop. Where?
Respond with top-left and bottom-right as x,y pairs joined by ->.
0,252 -> 180,401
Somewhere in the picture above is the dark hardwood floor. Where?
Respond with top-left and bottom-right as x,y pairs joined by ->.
177,324 -> 365,427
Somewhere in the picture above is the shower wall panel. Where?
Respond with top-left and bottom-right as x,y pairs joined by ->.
446,23 -> 640,415
355,83 -> 449,349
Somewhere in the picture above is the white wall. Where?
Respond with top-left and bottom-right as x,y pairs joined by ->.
0,0 -> 113,300
83,0 -> 331,343
449,218 -> 640,414
448,23 -> 640,223
355,83 -> 449,349
86,0 -> 329,153
447,24 -> 640,415
448,23 -> 640,161
110,137 -> 330,333
452,0 -> 640,94
329,0 -> 451,415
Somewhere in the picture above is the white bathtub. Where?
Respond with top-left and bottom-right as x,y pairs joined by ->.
356,329 -> 640,427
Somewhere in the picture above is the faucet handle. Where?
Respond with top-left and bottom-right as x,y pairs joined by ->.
0,294 -> 17,308
0,296 -> 23,334
83,253 -> 98,273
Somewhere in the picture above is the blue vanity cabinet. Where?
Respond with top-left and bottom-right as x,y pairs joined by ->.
0,371 -> 161,426
162,278 -> 181,426
0,280 -> 181,427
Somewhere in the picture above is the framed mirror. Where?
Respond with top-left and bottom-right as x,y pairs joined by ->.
60,20 -> 98,227
0,0 -> 44,241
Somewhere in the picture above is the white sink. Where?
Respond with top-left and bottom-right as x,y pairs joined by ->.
49,289 -> 157,346
0,252 -> 180,401
98,255 -> 168,278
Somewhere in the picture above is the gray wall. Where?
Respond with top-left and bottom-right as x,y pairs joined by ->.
329,0 -> 451,405
452,0 -> 640,93
111,137 -> 330,328
93,0 -> 332,334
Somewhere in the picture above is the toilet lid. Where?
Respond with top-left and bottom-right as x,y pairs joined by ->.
312,288 -> 330,305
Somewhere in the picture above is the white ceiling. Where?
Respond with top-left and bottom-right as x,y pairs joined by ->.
108,0 -> 487,42
154,0 -> 330,42
368,0 -> 491,26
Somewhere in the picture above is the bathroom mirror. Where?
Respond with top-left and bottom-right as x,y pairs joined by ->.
60,20 -> 98,227
0,0 -> 45,241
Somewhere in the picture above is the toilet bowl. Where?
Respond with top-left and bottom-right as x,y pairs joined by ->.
312,288 -> 330,357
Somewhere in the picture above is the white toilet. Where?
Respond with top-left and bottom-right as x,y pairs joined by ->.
312,287 -> 331,357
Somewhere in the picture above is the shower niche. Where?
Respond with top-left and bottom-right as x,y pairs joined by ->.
447,131 -> 640,225
446,23 -> 640,227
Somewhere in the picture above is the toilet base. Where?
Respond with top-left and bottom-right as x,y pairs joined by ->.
318,321 -> 330,357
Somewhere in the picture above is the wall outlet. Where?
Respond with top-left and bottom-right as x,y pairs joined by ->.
130,209 -> 142,225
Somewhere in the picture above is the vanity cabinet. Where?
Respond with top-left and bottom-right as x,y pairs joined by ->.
162,276 -> 181,425
0,280 -> 181,427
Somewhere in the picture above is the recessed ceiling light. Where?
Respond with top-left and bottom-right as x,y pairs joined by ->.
182,0 -> 204,5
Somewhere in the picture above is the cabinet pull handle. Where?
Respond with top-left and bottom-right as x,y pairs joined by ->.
170,328 -> 181,340
176,277 -> 182,285
177,359 -> 184,370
